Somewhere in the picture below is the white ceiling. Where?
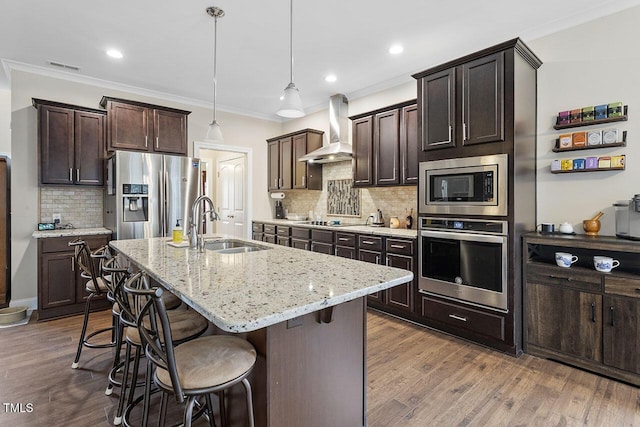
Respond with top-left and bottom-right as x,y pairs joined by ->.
2,0 -> 640,121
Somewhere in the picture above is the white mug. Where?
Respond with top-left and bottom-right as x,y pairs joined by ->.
594,256 -> 620,273
555,252 -> 578,268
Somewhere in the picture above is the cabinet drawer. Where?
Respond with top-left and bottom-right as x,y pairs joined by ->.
276,226 -> 290,237
386,238 -> 414,255
311,242 -> 333,254
263,224 -> 276,234
252,222 -> 263,233
605,275 -> 640,299
40,235 -> 110,253
277,236 -> 290,246
335,232 -> 356,247
526,263 -> 602,293
311,229 -> 334,244
358,235 -> 383,251
291,227 -> 310,239
422,296 -> 505,341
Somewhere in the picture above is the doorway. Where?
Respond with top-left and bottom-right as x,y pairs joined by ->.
194,142 -> 252,239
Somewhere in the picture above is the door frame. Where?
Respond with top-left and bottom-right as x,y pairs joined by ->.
193,141 -> 253,239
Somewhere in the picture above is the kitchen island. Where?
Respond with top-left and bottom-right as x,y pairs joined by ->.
109,236 -> 413,427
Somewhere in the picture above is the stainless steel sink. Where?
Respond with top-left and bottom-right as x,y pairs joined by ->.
204,239 -> 270,254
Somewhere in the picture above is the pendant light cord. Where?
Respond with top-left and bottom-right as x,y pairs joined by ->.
289,0 -> 293,84
213,13 -> 218,122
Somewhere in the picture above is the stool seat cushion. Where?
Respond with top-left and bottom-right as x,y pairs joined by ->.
126,309 -> 209,345
85,277 -> 109,293
112,302 -> 121,316
161,292 -> 182,310
155,335 -> 256,390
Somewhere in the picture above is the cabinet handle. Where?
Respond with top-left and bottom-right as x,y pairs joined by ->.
69,168 -> 73,182
390,244 -> 406,249
610,306 -> 615,326
362,240 -> 375,245
447,125 -> 452,143
302,175 -> 306,187
334,247 -> 338,256
338,237 -> 350,241
76,169 -> 80,182
274,178 -> 277,188
591,302 -> 596,323
156,136 -> 159,149
310,243 -> 314,252
548,275 -> 572,281
304,243 -> 308,250
375,255 -> 380,264
463,123 -> 467,141
449,314 -> 467,322
145,135 -> 148,148
71,256 -> 75,272
385,256 -> 390,266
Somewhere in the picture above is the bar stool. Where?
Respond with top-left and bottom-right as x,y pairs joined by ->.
125,272 -> 257,427
114,272 -> 210,426
68,238 -> 116,369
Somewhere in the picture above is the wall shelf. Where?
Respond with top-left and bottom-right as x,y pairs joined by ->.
553,105 -> 628,130
550,166 -> 625,174
552,140 -> 626,153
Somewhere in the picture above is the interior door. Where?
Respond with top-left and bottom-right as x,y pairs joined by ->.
217,156 -> 247,238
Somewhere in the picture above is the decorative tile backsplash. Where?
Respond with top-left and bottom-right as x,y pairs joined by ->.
282,162 -> 417,227
327,179 -> 360,217
40,187 -> 104,228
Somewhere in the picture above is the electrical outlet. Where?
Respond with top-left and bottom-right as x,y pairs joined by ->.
52,213 -> 62,224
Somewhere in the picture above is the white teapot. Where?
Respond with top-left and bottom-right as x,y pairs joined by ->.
559,222 -> 574,234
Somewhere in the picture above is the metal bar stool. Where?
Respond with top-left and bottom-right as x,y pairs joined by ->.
126,272 -> 257,427
69,238 -> 117,369
114,272 -> 210,426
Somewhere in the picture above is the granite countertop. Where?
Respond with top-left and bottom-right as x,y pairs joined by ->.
254,218 -> 418,239
109,236 -> 413,333
32,227 -> 112,239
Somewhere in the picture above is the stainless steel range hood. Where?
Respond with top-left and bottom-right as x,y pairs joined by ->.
299,94 -> 352,164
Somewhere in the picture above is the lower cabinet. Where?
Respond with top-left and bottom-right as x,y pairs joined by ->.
524,233 -> 640,385
37,234 -> 111,321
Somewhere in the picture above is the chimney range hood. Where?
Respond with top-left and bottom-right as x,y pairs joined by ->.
299,94 -> 352,164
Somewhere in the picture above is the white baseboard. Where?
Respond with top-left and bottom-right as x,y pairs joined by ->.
9,297 -> 37,310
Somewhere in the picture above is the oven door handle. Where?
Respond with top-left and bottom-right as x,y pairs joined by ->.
420,229 -> 506,244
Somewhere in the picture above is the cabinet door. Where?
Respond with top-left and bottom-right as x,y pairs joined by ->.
267,140 -> 280,191
359,250 -> 383,302
279,137 -> 293,190
311,242 -> 333,255
264,234 -> 276,244
374,109 -> 400,185
153,109 -> 187,155
108,101 -> 149,151
292,133 -> 308,189
603,295 -> 640,374
291,239 -> 310,250
74,111 -> 105,186
400,104 -> 418,185
421,68 -> 455,150
385,253 -> 414,312
352,116 -> 373,186
526,282 -> 602,362
40,105 -> 74,185
335,246 -> 356,259
462,52 -> 504,146
40,251 -> 76,309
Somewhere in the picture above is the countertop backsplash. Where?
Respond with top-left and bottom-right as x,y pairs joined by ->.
40,187 -> 103,229
281,162 -> 417,227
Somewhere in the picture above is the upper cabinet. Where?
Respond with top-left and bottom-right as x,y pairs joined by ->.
267,129 -> 323,192
33,99 -> 105,186
414,38 -> 541,161
100,97 -> 190,156
350,100 -> 417,187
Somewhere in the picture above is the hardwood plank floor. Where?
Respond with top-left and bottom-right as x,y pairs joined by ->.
0,309 -> 638,426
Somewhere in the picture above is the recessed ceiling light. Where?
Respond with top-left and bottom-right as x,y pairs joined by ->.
325,74 -> 337,83
389,44 -> 404,55
106,49 -> 123,59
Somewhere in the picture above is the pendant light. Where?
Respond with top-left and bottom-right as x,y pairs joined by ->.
277,0 -> 305,118
206,6 -> 224,142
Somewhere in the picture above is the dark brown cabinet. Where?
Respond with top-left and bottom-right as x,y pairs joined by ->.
0,158 -> 8,308
37,234 -> 110,321
524,233 -> 640,385
311,229 -> 334,255
351,100 -> 417,187
385,239 -> 415,312
263,224 -> 277,244
100,97 -> 190,156
34,99 -> 105,186
267,129 -> 323,192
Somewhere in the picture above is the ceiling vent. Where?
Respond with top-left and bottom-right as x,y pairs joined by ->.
48,61 -> 80,71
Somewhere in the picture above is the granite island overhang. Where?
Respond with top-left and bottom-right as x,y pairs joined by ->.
109,236 -> 413,427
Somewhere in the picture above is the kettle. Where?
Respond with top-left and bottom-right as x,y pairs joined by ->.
371,209 -> 384,226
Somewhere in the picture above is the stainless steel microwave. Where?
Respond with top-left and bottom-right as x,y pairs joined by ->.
419,154 -> 508,216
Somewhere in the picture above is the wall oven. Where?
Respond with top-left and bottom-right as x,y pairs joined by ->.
418,217 -> 508,312
419,154 -> 508,216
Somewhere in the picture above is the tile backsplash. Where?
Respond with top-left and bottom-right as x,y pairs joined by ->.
40,187 -> 103,228
282,162 -> 417,227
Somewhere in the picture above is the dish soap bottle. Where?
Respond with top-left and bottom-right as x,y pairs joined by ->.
172,219 -> 183,243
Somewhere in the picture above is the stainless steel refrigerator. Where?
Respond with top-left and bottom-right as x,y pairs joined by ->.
104,151 -> 201,240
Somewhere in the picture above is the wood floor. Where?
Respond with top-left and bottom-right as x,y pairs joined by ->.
0,309 -> 638,427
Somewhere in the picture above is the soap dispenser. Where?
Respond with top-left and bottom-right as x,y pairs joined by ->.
173,219 -> 183,243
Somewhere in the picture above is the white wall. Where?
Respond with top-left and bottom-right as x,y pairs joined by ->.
529,6 -> 640,236
0,89 -> 10,155
9,70 -> 279,302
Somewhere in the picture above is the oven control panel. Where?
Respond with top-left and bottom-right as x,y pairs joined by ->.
419,217 -> 507,235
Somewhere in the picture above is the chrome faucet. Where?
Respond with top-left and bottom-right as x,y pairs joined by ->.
188,195 -> 220,251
